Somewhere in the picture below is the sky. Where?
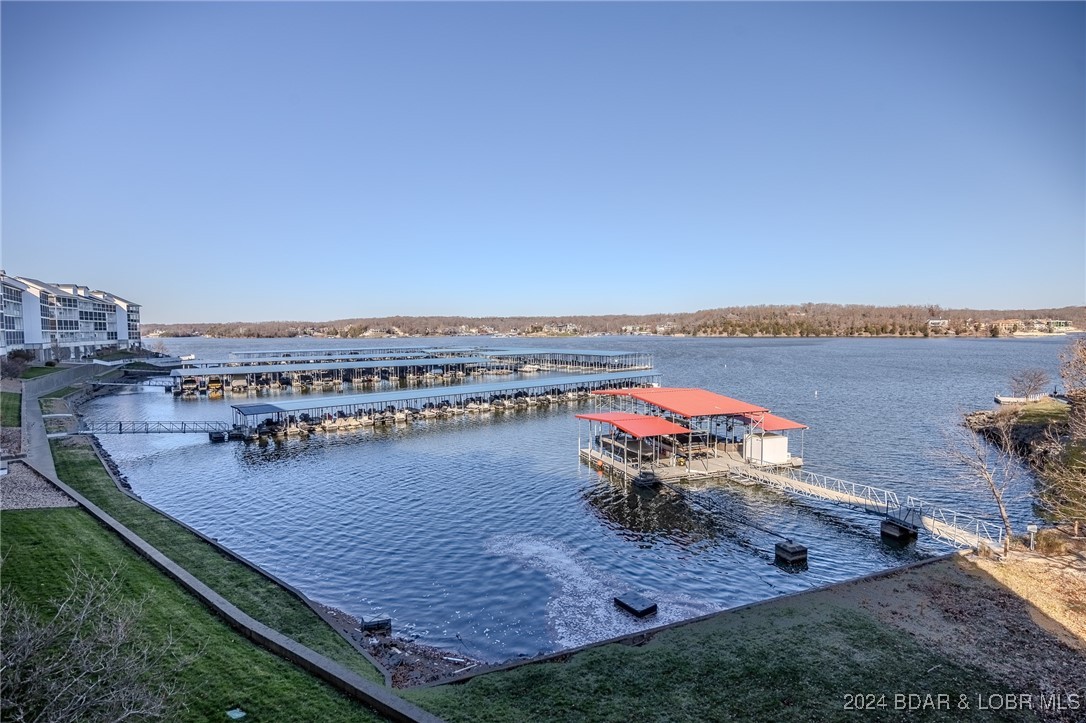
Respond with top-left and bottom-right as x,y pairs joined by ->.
2,1 -> 1083,324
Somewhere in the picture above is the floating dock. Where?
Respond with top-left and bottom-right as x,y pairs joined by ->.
169,347 -> 653,396
577,387 -> 1002,551
231,371 -> 661,432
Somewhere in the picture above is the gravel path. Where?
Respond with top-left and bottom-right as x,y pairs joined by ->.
1,460 -> 77,510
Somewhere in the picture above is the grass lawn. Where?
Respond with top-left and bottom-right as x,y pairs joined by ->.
94,350 -> 139,361
2,391 -> 21,427
41,385 -> 79,400
1,508 -> 385,722
48,438 -> 384,685
406,598 -> 1027,723
124,361 -> 164,370
1013,398 -> 1069,425
20,366 -> 65,379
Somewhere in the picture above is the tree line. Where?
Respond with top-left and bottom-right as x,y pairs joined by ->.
144,303 -> 1086,339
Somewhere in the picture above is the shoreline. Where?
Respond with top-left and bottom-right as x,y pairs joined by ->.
312,602 -> 486,688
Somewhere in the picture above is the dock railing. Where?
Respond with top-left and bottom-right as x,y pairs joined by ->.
78,420 -> 231,434
725,463 -> 1003,550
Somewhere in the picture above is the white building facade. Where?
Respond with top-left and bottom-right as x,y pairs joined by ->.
1,272 -> 141,361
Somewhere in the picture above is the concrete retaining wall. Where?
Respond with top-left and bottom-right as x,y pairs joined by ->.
19,450 -> 440,722
84,438 -> 393,686
22,364 -> 106,398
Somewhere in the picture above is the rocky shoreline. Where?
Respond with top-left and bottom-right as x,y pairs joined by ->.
313,603 -> 485,688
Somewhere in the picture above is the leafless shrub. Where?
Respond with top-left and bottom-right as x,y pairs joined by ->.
1,357 -> 27,380
1009,368 -> 1050,398
1,561 -> 192,722
1060,337 -> 1086,393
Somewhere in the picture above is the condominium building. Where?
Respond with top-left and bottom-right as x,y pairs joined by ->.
1,271 -> 141,361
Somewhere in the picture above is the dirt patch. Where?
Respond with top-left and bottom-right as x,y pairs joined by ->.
1,427 -> 21,456
817,553 -> 1086,720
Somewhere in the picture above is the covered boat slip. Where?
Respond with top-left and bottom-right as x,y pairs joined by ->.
224,345 -> 650,371
177,351 -> 432,369
230,371 -> 661,427
171,357 -> 493,382
482,349 -> 652,372
170,347 -> 655,393
227,346 -> 481,360
582,388 -> 807,474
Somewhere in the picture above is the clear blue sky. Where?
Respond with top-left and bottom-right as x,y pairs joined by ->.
2,1 -> 1083,323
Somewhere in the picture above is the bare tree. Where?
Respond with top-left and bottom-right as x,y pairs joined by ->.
1035,425 -> 1086,523
1,562 -> 191,722
1060,336 -> 1086,393
1009,368 -> 1050,398
951,412 -> 1019,553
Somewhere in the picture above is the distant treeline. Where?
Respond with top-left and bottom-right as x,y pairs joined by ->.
143,304 -> 1086,339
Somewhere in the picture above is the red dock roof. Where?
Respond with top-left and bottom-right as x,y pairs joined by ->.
736,411 -> 808,431
575,411 -> 692,439
593,387 -> 769,418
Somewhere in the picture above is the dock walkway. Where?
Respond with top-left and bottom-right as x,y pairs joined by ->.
232,371 -> 660,428
580,448 -> 1001,551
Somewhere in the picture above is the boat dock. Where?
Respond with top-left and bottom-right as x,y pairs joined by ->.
168,347 -> 653,396
231,370 -> 661,433
581,446 -> 998,549
576,390 -> 1003,552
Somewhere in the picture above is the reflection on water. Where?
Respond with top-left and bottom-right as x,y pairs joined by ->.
89,335 -> 1066,661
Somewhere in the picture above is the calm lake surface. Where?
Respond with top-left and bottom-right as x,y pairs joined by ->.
88,335 -> 1067,661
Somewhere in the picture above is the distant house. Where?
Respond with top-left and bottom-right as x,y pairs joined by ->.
927,319 -> 949,328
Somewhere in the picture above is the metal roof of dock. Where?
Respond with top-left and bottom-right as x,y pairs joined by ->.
484,348 -> 639,357
736,411 -> 808,431
575,412 -> 692,438
594,387 -> 769,418
227,346 -> 481,359
231,371 -> 658,417
179,352 -> 431,367
172,357 -> 492,377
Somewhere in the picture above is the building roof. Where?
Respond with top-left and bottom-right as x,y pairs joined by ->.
575,411 -> 692,439
15,277 -> 79,299
736,411 -> 808,431
593,387 -> 769,418
1,275 -> 29,291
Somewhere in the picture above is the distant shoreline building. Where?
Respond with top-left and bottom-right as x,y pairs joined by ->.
1,271 -> 141,361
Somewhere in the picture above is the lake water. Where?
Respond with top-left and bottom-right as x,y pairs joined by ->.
88,335 -> 1067,661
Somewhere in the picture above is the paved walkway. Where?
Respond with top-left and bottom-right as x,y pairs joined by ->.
21,384 -> 59,478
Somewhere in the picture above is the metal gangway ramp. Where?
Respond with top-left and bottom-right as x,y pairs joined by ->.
719,460 -> 1003,550
79,420 -> 231,434
92,379 -> 174,388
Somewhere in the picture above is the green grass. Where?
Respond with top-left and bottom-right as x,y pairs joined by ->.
1013,398 -> 1069,425
1,508 -> 385,722
124,361 -> 163,370
94,350 -> 139,361
20,366 -> 64,379
1,391 -> 21,427
406,602 -> 1029,722
41,385 -> 79,400
48,438 -> 384,685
